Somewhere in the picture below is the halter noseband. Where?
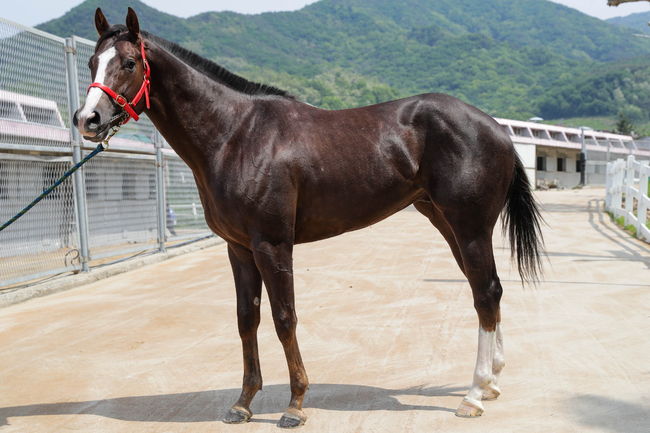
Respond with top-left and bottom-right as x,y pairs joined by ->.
87,41 -> 151,124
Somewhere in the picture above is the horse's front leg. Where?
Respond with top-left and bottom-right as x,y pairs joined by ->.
253,240 -> 309,428
223,243 -> 263,424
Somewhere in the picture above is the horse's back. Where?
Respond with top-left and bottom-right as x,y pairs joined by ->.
275,93 -> 515,242
301,92 -> 516,205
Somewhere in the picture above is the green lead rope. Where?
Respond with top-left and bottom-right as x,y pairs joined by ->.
0,127 -> 119,233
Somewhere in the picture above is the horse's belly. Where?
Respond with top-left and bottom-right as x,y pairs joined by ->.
293,185 -> 422,243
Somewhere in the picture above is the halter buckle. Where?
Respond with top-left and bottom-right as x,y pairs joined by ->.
115,95 -> 128,107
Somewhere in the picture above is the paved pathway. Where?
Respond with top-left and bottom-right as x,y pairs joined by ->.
0,188 -> 647,433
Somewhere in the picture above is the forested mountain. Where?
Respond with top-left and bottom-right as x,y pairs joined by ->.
608,11 -> 650,34
36,0 -> 650,124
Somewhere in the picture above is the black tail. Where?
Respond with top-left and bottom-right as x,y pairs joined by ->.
502,157 -> 544,283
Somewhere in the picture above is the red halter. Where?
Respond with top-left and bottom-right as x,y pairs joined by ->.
87,41 -> 151,124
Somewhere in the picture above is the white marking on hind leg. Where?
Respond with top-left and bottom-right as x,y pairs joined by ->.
78,47 -> 116,119
481,322 -> 504,400
456,327 -> 496,417
492,323 -> 505,382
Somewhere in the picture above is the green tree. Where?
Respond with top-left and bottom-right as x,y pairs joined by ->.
615,112 -> 635,134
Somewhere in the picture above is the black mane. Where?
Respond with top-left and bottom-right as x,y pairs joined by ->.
96,25 -> 293,99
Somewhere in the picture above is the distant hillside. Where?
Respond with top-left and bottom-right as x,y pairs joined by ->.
539,59 -> 650,122
37,0 -> 190,41
607,11 -> 650,35
36,0 -> 650,120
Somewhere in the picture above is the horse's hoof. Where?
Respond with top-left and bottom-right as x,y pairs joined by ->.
277,408 -> 306,429
223,406 -> 252,424
455,397 -> 484,418
482,383 -> 501,401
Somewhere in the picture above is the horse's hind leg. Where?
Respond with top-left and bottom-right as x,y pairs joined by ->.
491,312 -> 505,396
413,199 -> 465,274
223,243 -> 263,424
414,198 -> 505,412
413,199 -> 505,408
450,223 -> 504,417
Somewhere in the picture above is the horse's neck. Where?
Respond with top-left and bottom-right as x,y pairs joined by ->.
144,43 -> 253,172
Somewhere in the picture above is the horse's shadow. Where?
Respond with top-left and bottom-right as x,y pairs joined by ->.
0,383 -> 463,425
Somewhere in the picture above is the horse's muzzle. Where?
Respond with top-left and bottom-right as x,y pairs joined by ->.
74,109 -> 125,142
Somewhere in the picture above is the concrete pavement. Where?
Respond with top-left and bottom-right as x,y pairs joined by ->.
0,188 -> 647,433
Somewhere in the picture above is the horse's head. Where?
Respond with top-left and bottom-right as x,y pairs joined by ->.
73,8 -> 150,142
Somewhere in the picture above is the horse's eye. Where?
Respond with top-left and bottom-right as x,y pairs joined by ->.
124,59 -> 136,71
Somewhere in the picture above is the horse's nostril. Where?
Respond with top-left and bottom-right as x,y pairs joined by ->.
72,110 -> 79,127
85,111 -> 101,131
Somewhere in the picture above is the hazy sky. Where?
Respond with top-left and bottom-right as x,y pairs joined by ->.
2,0 -> 650,27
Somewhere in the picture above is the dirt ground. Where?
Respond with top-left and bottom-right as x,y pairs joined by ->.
0,188 -> 647,433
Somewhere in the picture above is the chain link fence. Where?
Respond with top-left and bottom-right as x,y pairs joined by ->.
0,20 -> 212,289
0,153 -> 79,285
0,21 -> 70,147
84,152 -> 159,260
164,153 -> 209,240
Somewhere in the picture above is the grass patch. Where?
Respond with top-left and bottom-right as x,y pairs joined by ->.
624,223 -> 638,237
546,116 -> 617,132
608,212 -> 643,238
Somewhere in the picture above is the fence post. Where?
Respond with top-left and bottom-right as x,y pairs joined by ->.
64,37 -> 91,272
155,132 -> 167,252
605,161 -> 612,209
615,160 -> 624,212
638,161 -> 648,236
624,155 -> 635,225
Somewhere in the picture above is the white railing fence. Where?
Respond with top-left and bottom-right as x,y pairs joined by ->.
605,155 -> 649,242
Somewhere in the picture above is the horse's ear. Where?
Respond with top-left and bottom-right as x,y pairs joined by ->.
126,7 -> 140,38
94,8 -> 110,36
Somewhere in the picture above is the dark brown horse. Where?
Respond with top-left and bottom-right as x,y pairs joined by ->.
73,8 -> 543,429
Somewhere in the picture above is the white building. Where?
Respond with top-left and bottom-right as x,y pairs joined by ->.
496,118 -> 650,189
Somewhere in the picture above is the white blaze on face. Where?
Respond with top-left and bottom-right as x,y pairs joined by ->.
78,47 -> 117,119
